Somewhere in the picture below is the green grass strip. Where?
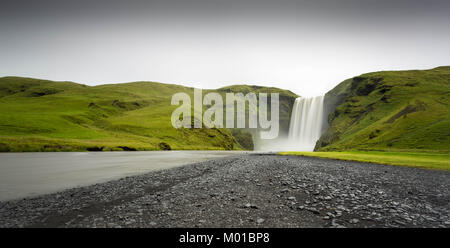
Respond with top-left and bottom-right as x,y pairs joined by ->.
279,151 -> 450,171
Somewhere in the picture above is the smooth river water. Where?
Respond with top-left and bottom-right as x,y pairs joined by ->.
0,151 -> 247,201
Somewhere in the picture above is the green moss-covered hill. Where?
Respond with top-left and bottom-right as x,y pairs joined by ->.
316,66 -> 450,152
0,77 -> 297,152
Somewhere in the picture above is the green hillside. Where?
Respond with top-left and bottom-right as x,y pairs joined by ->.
0,77 -> 297,152
316,66 -> 450,152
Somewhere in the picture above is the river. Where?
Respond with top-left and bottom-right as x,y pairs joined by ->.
0,151 -> 248,201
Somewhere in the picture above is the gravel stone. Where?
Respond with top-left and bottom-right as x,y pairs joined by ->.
0,154 -> 448,228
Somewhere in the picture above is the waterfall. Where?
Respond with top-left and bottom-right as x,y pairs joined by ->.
288,96 -> 324,151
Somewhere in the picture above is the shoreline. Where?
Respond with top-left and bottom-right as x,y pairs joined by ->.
0,151 -> 250,201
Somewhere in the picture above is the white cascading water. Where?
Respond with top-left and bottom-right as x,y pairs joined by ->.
288,96 -> 324,151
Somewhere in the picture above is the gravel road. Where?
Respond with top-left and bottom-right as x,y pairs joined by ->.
0,154 -> 449,228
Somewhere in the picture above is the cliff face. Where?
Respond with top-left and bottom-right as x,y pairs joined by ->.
315,66 -> 450,151
215,85 -> 298,141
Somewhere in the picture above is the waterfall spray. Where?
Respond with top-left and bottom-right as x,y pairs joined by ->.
288,96 -> 324,151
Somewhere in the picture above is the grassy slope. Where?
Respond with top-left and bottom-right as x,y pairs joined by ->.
0,77 -> 297,152
279,151 -> 450,171
316,66 -> 450,152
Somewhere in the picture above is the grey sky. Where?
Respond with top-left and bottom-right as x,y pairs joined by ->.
1,0 -> 449,96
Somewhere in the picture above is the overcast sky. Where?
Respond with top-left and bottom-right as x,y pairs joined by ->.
1,0 -> 449,96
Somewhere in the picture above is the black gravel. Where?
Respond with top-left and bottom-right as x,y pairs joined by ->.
0,154 -> 449,228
